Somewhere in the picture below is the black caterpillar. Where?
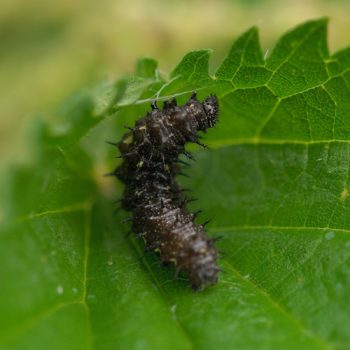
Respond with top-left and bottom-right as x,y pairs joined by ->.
110,92 -> 220,290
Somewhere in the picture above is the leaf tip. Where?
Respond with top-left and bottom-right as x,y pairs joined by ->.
135,58 -> 158,79
170,49 -> 212,80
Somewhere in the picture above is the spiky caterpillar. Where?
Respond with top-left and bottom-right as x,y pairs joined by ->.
112,92 -> 220,290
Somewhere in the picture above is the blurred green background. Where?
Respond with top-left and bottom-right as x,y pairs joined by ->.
1,0 -> 350,167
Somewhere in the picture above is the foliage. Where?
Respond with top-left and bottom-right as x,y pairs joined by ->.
1,19 -> 350,350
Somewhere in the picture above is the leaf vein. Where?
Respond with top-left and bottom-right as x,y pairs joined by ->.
223,260 -> 333,350
209,225 -> 350,234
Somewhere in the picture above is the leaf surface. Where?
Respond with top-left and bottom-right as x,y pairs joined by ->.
1,19 -> 350,350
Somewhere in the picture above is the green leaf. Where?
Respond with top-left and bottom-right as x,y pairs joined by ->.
1,19 -> 350,350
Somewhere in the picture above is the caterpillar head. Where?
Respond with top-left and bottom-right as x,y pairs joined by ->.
202,95 -> 219,128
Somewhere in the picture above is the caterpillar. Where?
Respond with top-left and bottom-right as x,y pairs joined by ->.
111,92 -> 220,290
